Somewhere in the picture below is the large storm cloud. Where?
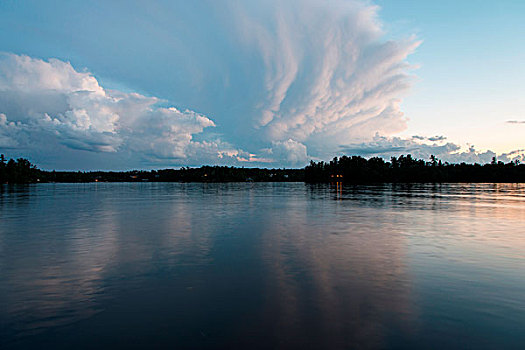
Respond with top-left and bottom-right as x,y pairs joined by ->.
1,0 -> 518,168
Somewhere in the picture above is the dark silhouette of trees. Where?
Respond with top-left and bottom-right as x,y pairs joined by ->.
41,166 -> 303,183
2,161 -> 303,183
0,155 -> 41,183
304,154 -> 525,183
2,153 -> 525,184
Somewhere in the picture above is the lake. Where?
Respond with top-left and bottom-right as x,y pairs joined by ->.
1,182 -> 525,349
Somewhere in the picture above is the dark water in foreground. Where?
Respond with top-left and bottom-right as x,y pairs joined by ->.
1,183 -> 525,349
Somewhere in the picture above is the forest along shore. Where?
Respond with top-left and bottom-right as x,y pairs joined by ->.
1,154 -> 524,184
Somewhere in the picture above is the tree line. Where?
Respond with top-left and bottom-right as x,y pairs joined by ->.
0,154 -> 41,183
0,154 -> 303,183
304,155 -> 525,183
1,153 -> 525,184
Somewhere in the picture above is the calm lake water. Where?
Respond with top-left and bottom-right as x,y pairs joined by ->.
1,182 -> 525,349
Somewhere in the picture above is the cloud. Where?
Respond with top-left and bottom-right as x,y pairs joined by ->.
427,135 -> 447,142
10,2 -> 518,168
267,139 -> 308,165
340,134 -> 505,164
411,135 -> 426,141
412,135 -> 446,142
124,106 -> 215,159
0,113 -> 23,148
0,53 -> 237,163
506,120 -> 525,124
500,149 -> 525,163
0,0 -> 423,168
225,0 -> 420,160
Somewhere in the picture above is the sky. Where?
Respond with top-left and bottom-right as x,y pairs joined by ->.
0,0 -> 524,170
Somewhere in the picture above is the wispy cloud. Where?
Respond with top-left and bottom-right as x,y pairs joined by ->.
506,120 -> 525,124
226,0 -> 420,161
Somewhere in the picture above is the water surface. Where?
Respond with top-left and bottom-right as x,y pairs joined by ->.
1,183 -> 525,349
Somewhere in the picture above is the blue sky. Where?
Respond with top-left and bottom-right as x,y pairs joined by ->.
377,0 -> 525,153
0,0 -> 524,169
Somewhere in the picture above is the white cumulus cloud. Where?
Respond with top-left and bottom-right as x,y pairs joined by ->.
0,53 -> 234,162
268,139 -> 308,166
